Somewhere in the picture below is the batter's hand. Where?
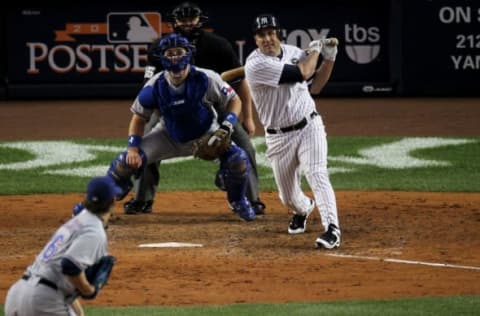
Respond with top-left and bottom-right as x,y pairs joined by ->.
320,38 -> 338,61
126,148 -> 143,169
308,40 -> 323,54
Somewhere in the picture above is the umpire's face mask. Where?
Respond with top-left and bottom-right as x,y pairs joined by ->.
175,16 -> 201,36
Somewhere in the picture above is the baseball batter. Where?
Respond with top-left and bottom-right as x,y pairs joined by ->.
124,1 -> 265,217
4,176 -> 118,316
105,33 -> 256,221
244,14 -> 341,248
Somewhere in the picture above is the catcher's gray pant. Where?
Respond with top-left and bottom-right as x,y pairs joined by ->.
132,112 -> 260,203
5,277 -> 75,316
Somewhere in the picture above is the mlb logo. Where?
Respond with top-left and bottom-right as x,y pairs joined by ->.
107,12 -> 161,43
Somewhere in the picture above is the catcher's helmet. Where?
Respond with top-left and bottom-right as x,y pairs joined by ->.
152,33 -> 193,72
252,14 -> 280,33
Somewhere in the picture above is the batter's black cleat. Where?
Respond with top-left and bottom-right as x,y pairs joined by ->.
288,199 -> 315,234
123,198 -> 153,215
251,200 -> 266,216
316,224 -> 341,249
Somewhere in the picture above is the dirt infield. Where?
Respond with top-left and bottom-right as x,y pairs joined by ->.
1,98 -> 479,306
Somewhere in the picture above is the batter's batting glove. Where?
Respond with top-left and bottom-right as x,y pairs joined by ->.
308,40 -> 323,54
320,38 -> 338,61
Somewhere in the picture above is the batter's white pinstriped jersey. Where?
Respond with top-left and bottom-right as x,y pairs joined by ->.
245,43 -> 316,130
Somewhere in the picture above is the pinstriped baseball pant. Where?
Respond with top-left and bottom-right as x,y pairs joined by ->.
266,115 -> 339,231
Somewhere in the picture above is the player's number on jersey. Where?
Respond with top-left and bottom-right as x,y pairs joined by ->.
43,235 -> 64,260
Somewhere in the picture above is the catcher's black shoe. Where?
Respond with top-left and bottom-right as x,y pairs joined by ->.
124,198 -> 153,215
316,224 -> 341,249
288,199 -> 315,234
251,200 -> 266,216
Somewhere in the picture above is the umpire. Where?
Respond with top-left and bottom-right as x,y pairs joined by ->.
124,1 -> 266,216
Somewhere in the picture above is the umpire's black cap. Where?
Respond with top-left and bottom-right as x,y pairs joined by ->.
252,14 -> 280,33
171,2 -> 207,21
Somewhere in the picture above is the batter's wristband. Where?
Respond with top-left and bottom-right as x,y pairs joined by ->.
127,135 -> 142,148
224,112 -> 238,126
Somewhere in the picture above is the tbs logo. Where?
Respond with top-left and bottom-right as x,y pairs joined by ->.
107,12 -> 161,43
344,24 -> 381,64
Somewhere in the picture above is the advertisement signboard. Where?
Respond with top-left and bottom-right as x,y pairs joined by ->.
402,1 -> 479,95
6,2 -> 393,97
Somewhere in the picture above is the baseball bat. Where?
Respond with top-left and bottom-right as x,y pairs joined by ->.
221,66 -> 245,83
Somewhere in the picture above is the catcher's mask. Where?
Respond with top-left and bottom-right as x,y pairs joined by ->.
252,14 -> 283,40
153,33 -> 193,72
170,1 -> 208,38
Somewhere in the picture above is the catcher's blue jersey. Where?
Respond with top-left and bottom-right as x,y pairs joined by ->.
135,66 -> 234,143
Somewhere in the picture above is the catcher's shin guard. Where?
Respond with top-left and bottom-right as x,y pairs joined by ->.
107,150 -> 147,200
214,169 -> 227,191
219,145 -> 251,203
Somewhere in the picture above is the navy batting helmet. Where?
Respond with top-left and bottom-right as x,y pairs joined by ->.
252,14 -> 280,33
152,33 -> 193,72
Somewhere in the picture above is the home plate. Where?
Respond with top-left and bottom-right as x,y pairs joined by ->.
138,242 -> 203,248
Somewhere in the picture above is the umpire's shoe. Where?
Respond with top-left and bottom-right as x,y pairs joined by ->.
288,199 -> 315,234
123,198 -> 153,215
231,197 -> 256,221
316,224 -> 341,249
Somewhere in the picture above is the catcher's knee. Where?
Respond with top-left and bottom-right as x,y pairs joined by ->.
215,146 -> 250,190
107,150 -> 147,200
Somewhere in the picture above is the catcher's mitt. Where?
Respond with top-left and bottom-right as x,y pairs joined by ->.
193,128 -> 232,161
82,255 -> 116,300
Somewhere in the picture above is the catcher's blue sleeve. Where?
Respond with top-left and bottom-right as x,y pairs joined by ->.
138,86 -> 157,109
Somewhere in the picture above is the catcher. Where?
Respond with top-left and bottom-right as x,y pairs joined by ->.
123,1 -> 265,217
4,176 -> 117,316
101,33 -> 255,221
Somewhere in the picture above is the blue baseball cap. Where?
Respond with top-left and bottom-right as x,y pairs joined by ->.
86,176 -> 121,204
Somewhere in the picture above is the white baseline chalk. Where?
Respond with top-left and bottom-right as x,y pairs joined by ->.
324,253 -> 480,271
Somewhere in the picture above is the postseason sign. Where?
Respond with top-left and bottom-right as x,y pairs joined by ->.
7,9 -> 163,83
402,1 -> 479,95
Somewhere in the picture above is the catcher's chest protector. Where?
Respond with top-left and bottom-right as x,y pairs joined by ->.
156,69 -> 212,142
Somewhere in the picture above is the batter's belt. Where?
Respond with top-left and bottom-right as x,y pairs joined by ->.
266,111 -> 318,134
